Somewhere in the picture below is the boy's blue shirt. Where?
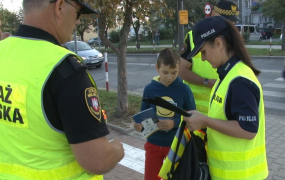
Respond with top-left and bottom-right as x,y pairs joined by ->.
141,76 -> 196,147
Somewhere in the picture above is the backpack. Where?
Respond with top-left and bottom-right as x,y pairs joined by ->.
168,121 -> 210,180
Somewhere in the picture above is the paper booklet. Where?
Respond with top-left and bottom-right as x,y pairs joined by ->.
133,108 -> 159,139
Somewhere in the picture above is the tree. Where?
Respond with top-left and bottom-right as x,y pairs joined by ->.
0,7 -> 22,34
132,2 -> 174,49
89,0 -> 168,117
150,0 -> 205,44
76,14 -> 95,41
262,0 -> 285,50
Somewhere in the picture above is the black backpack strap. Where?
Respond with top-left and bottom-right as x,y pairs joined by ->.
167,121 -> 186,180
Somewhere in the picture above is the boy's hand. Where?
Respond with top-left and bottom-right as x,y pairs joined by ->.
157,119 -> 174,131
133,123 -> 143,132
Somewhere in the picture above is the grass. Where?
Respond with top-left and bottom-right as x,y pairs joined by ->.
245,40 -> 281,45
247,48 -> 285,56
98,89 -> 142,128
92,38 -> 285,56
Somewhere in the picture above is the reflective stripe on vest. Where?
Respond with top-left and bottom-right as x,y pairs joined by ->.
183,31 -> 218,115
0,161 -> 102,180
0,37 -> 103,180
207,62 -> 268,180
158,119 -> 191,180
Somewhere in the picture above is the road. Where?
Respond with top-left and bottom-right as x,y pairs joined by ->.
89,54 -> 285,117
88,54 -> 285,180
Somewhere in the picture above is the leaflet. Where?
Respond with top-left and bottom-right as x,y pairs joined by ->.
133,108 -> 159,138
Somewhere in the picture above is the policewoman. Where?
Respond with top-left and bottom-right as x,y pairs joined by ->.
179,0 -> 241,115
184,16 -> 268,180
0,0 -> 124,179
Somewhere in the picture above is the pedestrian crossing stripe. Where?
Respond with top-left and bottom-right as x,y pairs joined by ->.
119,143 -> 145,174
275,77 -> 284,81
264,101 -> 285,111
263,90 -> 285,98
263,83 -> 285,89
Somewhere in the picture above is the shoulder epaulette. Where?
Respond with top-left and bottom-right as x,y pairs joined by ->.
67,54 -> 86,71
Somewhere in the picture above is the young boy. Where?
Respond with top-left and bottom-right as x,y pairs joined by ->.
134,48 -> 196,180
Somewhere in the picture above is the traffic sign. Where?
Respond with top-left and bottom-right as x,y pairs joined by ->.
179,10 -> 188,25
204,3 -> 212,16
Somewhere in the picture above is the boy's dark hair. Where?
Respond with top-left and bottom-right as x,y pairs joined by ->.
157,48 -> 181,68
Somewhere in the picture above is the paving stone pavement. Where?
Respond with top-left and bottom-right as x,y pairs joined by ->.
104,127 -> 145,180
104,113 -> 285,180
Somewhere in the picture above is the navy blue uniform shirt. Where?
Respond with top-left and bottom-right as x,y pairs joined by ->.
213,55 -> 260,133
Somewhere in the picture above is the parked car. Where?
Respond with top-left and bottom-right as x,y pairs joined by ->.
235,24 -> 262,41
261,30 -> 273,39
87,37 -> 104,45
62,41 -> 104,68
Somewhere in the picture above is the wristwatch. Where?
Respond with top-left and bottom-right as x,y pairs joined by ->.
203,78 -> 208,86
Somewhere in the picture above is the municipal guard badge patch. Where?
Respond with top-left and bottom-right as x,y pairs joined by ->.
85,87 -> 101,122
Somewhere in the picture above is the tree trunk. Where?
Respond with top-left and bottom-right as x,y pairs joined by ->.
115,1 -> 134,117
116,49 -> 129,117
97,1 -> 134,118
136,33 -> 140,49
134,24 -> 140,49
80,31 -> 84,41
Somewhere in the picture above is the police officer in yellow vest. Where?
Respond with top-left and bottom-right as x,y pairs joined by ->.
0,0 -> 124,179
179,0 -> 241,115
184,16 -> 268,180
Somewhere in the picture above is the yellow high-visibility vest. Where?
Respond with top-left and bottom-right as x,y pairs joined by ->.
207,61 -> 268,180
0,37 -> 103,180
183,31 -> 218,115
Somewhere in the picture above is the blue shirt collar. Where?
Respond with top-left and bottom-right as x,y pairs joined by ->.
217,55 -> 240,80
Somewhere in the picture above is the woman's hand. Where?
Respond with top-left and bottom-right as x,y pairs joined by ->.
184,110 -> 208,131
133,123 -> 143,132
157,119 -> 174,131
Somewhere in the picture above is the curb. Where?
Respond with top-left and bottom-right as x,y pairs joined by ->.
251,55 -> 285,59
107,123 -> 134,135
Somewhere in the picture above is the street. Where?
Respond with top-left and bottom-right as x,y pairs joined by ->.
88,54 -> 285,180
89,54 -> 285,117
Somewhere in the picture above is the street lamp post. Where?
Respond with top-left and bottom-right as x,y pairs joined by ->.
177,0 -> 184,52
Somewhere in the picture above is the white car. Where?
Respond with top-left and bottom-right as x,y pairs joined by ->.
235,24 -> 262,41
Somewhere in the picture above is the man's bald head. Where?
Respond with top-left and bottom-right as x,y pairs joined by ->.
0,19 -> 2,37
23,0 -> 49,15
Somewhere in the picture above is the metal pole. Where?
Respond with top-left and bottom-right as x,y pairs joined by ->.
269,37 -> 272,56
177,0 -> 184,52
104,52 -> 109,91
73,30 -> 78,54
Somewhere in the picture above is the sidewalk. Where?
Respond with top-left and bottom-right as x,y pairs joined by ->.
106,113 -> 285,180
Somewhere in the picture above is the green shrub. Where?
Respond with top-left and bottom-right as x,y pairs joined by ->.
160,28 -> 174,40
242,32 -> 250,41
109,30 -> 120,43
